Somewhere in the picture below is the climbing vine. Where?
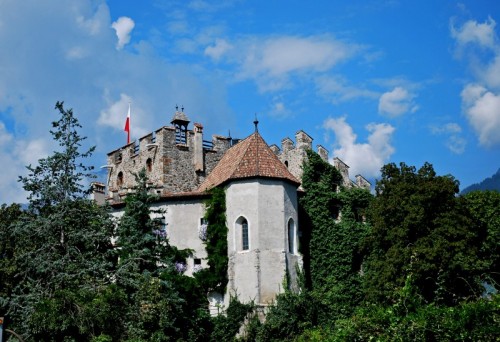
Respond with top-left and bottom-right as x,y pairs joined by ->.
195,186 -> 229,294
300,149 -> 373,321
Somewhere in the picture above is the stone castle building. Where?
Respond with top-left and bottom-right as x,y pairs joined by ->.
99,107 -> 370,311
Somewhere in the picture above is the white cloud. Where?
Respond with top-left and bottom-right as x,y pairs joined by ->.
98,92 -> 149,139
461,84 -> 500,147
430,122 -> 466,154
212,35 -> 360,91
430,122 -> 462,134
315,75 -> 378,103
205,38 -> 232,60
268,98 -> 292,119
0,0 -> 234,204
112,16 -> 135,50
378,86 -> 417,117
451,17 -> 496,49
0,122 -> 50,204
446,135 -> 467,154
323,117 -> 395,178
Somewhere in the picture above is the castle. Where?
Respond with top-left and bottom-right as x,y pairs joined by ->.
95,107 -> 370,312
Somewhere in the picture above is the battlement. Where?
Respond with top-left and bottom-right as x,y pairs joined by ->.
272,133 -> 370,190
105,109 -> 231,204
102,109 -> 371,205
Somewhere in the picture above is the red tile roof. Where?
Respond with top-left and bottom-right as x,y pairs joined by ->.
198,131 -> 300,192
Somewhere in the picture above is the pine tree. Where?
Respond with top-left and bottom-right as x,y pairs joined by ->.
9,102 -> 115,340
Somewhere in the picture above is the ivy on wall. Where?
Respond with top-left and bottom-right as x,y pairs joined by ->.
195,186 -> 229,294
300,149 -> 373,321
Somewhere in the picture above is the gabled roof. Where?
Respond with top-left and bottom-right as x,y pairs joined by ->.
198,131 -> 300,192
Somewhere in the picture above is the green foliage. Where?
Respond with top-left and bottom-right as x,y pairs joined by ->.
113,169 -> 211,341
0,203 -> 22,314
254,289 -> 319,341
363,162 -> 487,305
324,294 -> 500,341
210,296 -> 253,342
115,169 -> 189,284
300,150 -> 372,321
195,186 -> 228,294
7,102 -> 116,341
20,101 -> 96,212
463,190 -> 500,290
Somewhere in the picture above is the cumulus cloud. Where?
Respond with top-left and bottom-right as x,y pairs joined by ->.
451,17 -> 500,147
323,117 -> 395,178
451,17 -> 497,49
430,123 -> 466,154
205,38 -> 232,60
209,35 -> 360,91
378,87 -> 418,117
0,122 -> 50,204
112,16 -> 135,50
0,0 -> 234,204
461,84 -> 500,147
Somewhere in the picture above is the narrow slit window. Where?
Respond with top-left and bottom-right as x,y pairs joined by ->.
242,219 -> 249,250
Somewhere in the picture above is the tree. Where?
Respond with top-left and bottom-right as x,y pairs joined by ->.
363,162 -> 484,305
0,203 -> 23,315
463,190 -> 500,292
114,169 -> 210,341
7,102 -> 115,340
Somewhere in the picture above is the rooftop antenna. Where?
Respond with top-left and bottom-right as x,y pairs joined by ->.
253,113 -> 259,132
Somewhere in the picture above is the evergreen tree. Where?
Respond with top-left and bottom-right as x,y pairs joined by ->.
114,169 -> 210,341
0,203 -> 23,315
8,102 -> 115,340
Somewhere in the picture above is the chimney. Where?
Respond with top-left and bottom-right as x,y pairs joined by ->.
194,123 -> 204,172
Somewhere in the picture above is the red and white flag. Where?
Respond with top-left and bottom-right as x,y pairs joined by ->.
124,103 -> 131,144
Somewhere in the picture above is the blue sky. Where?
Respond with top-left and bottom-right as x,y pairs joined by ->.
0,0 -> 499,204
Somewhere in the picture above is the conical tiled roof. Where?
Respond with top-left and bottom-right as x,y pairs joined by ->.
198,131 -> 300,192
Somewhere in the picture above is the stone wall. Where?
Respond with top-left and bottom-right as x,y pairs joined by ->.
105,124 -> 231,203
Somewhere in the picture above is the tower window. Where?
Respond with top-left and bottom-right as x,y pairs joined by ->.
236,216 -> 249,251
117,172 -> 124,187
284,160 -> 289,168
146,158 -> 152,172
288,219 -> 295,254
242,219 -> 249,250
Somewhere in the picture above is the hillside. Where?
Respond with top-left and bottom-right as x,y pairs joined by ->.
462,168 -> 500,194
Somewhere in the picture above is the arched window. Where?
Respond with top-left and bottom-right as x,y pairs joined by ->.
242,219 -> 249,250
236,216 -> 249,251
284,160 -> 289,168
117,171 -> 124,187
146,158 -> 152,172
288,218 -> 295,254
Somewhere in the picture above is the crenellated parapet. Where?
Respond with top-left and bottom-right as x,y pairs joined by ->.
272,131 -> 371,190
105,109 -> 230,204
